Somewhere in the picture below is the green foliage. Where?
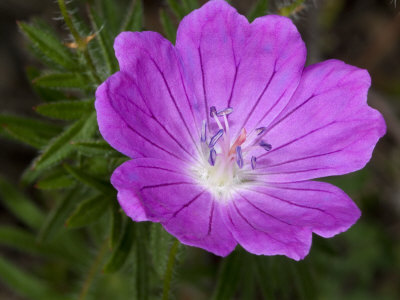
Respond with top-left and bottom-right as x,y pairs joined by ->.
18,20 -> 78,70
248,0 -> 269,21
1,1 -> 398,300
35,99 -> 94,120
0,177 -> 43,229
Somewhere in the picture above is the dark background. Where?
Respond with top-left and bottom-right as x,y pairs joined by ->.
0,0 -> 399,299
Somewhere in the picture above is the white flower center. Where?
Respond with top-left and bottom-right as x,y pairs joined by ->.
190,106 -> 272,202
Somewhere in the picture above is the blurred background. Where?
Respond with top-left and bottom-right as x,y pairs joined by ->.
0,0 -> 399,299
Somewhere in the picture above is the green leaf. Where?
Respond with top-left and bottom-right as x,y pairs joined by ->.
34,113 -> 97,170
160,9 -> 177,43
66,194 -> 111,228
121,0 -> 143,32
0,255 -> 69,300
1,124 -> 49,148
33,72 -> 90,90
150,223 -> 174,277
88,5 -> 118,75
181,0 -> 199,11
0,114 -> 62,136
26,66 -> 68,102
18,21 -> 77,70
63,164 -> 115,194
0,114 -> 60,148
211,250 -> 243,300
35,171 -> 75,190
0,176 -> 43,230
0,226 -> 80,263
37,187 -> 84,242
35,99 -> 94,120
247,0 -> 269,21
166,0 -> 186,19
103,221 -> 135,273
100,0 -> 124,35
72,140 -> 120,157
110,203 -> 123,249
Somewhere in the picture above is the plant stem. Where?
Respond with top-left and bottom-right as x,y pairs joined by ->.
162,239 -> 180,300
79,239 -> 109,300
57,0 -> 102,84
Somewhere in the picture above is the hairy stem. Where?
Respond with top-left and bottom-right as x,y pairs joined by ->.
57,0 -> 102,84
162,239 -> 180,300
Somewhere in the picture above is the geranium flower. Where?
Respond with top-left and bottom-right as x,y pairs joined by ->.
95,0 -> 386,260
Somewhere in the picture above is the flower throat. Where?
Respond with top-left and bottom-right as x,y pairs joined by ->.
193,106 -> 272,201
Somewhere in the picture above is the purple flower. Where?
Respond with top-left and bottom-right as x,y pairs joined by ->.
95,0 -> 386,260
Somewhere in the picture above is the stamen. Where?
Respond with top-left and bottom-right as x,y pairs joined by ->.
201,120 -> 207,142
210,106 -> 217,117
255,127 -> 267,136
236,146 -> 243,169
259,140 -> 272,151
217,107 -> 233,117
209,129 -> 224,148
208,148 -> 217,166
251,156 -> 257,170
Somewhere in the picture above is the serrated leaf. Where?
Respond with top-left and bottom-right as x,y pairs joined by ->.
247,0 -> 269,21
0,113 -> 60,148
0,256 -> 69,300
37,187 -> 84,242
26,66 -> 68,102
0,176 -> 43,230
160,9 -> 177,42
18,21 -> 77,70
121,0 -> 143,32
33,72 -> 90,90
1,125 -> 48,148
63,164 -> 115,194
72,140 -> 119,157
0,114 -> 62,136
66,194 -> 111,228
35,172 -> 75,190
103,221 -> 135,273
34,113 -> 97,170
35,99 -> 94,120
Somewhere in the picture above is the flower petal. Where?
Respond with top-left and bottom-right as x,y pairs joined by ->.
111,158 -> 237,256
176,0 -> 306,136
256,60 -> 386,182
221,180 -> 360,260
96,31 -> 201,162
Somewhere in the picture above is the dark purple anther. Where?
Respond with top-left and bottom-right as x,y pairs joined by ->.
259,140 -> 272,151
209,129 -> 224,148
210,106 -> 217,117
255,127 -> 267,136
201,120 -> 207,142
217,107 -> 233,117
208,148 -> 217,166
236,146 -> 243,169
251,156 -> 257,170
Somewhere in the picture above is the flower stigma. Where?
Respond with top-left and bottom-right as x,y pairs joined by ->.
191,106 -> 272,202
